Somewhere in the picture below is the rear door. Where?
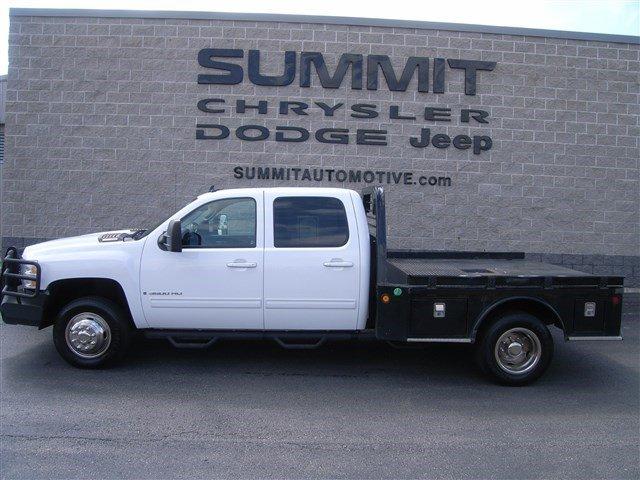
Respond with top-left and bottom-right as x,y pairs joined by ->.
263,191 -> 360,330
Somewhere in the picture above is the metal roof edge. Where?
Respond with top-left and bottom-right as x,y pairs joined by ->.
9,8 -> 640,45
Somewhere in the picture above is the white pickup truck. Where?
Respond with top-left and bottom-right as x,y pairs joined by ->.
1,187 -> 624,385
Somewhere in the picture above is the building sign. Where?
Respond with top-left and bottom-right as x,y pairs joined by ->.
195,49 -> 497,185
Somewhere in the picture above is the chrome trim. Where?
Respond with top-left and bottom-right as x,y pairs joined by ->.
406,338 -> 472,343
65,313 -> 111,359
567,336 -> 623,341
494,327 -> 542,375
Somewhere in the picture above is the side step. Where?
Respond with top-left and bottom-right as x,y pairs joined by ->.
142,329 -> 375,350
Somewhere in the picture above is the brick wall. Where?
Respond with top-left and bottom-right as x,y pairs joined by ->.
2,13 -> 639,285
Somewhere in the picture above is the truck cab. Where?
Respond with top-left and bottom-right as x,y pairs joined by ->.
1,186 -> 624,385
139,187 -> 370,331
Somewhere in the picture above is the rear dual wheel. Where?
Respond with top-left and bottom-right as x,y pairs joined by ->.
476,312 -> 554,386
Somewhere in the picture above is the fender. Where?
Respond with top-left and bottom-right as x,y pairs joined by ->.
470,296 -> 565,341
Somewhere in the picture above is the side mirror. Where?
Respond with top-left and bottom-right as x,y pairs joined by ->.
158,220 -> 182,252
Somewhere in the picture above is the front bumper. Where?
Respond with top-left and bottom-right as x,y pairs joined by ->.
1,292 -> 48,327
1,246 -> 46,327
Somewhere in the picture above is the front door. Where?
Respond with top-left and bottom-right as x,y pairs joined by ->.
263,191 -> 361,330
140,193 -> 264,329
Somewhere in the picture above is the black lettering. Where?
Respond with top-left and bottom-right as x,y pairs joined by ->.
453,135 -> 472,149
351,104 -> 378,119
356,129 -> 388,146
460,109 -> 490,124
236,125 -> 269,141
300,52 -> 363,89
315,128 -> 349,144
433,58 -> 445,93
197,48 -> 243,85
410,128 -> 431,148
257,167 -> 270,179
313,169 -> 324,181
236,100 -> 268,114
447,59 -> 496,95
315,102 -> 344,116
363,171 -> 375,183
367,56 -> 429,92
196,124 -> 230,140
473,135 -> 493,154
233,166 -> 243,179
392,171 -> 403,184
348,170 -> 362,182
197,98 -> 225,114
301,169 -> 312,181
424,107 -> 451,122
245,167 -> 256,179
248,50 -> 296,86
279,101 -> 309,115
404,172 -> 413,185
272,168 -> 285,180
275,126 -> 310,142
336,170 -> 347,182
389,105 -> 416,120
432,134 -> 451,148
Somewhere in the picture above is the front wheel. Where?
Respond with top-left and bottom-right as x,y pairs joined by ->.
475,312 -> 554,386
53,296 -> 133,368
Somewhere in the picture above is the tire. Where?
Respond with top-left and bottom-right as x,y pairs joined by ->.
475,312 -> 553,386
53,296 -> 133,368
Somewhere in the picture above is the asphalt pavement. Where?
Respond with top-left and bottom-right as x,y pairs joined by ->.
1,302 -> 638,479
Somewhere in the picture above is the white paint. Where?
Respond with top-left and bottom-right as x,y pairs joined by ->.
23,187 -> 371,331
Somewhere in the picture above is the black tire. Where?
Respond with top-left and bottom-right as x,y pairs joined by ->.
475,312 -> 554,386
53,296 -> 133,368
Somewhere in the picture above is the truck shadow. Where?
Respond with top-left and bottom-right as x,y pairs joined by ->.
3,327 -> 638,406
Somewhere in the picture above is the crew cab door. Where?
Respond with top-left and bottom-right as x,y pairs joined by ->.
140,192 -> 264,329
263,191 -> 361,330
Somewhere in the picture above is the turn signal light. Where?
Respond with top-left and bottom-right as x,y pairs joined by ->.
380,293 -> 391,304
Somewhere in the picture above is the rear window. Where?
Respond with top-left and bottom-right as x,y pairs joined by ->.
273,197 -> 349,248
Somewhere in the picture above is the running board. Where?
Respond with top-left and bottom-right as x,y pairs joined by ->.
567,336 -> 623,341
273,337 -> 326,349
142,329 -> 375,350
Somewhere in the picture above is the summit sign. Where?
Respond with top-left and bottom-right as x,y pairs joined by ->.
195,48 -> 497,155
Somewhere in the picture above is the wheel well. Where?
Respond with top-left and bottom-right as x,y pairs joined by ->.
42,278 -> 134,329
472,298 -> 564,340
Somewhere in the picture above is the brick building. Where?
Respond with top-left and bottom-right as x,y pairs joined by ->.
1,9 -> 639,286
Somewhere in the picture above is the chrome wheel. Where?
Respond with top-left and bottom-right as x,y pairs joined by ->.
494,327 -> 542,375
65,313 -> 111,359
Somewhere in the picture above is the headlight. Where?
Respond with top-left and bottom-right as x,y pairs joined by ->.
21,264 -> 38,289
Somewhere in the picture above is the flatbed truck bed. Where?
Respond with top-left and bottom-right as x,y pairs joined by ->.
362,187 -> 624,347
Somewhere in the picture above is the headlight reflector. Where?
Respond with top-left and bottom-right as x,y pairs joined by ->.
21,264 -> 38,289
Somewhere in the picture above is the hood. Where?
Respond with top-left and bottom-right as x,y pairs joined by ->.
22,230 -> 141,259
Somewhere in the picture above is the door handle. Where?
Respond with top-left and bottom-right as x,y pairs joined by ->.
227,261 -> 257,268
323,260 -> 354,268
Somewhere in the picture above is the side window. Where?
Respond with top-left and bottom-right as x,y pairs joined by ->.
180,198 -> 256,248
274,197 -> 349,248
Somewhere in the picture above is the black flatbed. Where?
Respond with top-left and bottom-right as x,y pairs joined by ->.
360,186 -> 624,342
385,252 -> 621,288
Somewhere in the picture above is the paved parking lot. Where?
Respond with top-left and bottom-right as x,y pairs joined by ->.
1,302 -> 638,479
